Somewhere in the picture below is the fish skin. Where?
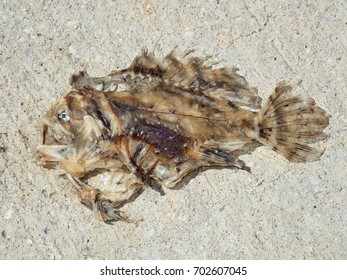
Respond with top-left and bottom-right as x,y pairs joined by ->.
37,49 -> 329,223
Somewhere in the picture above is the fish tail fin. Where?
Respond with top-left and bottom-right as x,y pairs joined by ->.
252,81 -> 329,163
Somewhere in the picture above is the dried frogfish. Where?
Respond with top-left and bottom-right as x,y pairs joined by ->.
37,49 -> 329,223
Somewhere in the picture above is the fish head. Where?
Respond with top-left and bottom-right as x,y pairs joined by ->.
37,89 -> 111,172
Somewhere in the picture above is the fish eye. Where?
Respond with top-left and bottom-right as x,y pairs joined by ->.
57,111 -> 70,122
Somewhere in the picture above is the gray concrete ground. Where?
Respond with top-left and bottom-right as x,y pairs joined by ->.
0,0 -> 346,259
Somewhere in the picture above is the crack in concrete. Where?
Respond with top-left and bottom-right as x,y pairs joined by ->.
232,15 -> 270,43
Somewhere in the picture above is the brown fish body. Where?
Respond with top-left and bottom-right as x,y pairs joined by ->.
37,50 -> 329,223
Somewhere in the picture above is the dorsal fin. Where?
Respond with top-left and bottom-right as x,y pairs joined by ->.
69,49 -> 262,110
127,49 -> 262,109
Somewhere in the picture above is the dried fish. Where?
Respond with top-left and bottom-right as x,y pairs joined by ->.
37,49 -> 329,223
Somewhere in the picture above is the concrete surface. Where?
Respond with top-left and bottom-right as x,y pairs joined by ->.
0,0 -> 346,259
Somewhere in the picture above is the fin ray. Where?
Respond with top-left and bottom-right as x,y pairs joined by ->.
253,81 -> 329,163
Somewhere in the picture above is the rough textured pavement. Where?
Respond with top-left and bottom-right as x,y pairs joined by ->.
1,0 -> 346,259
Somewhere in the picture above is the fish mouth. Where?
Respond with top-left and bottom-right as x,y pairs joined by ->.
36,144 -> 69,169
38,123 -> 64,168
42,123 -> 63,146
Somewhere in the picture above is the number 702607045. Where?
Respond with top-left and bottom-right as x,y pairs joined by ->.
193,266 -> 247,276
